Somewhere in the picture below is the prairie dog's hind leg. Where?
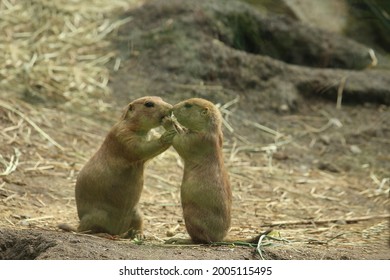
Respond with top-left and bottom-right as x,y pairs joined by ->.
77,210 -> 111,234
121,207 -> 144,239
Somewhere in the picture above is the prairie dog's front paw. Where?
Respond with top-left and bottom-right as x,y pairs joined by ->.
160,129 -> 177,144
162,116 -> 174,130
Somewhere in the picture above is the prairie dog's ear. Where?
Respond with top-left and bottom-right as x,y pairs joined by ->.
201,107 -> 209,116
121,103 -> 133,119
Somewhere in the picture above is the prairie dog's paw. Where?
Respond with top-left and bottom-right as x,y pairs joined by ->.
160,129 -> 177,144
120,229 -> 145,240
162,116 -> 174,130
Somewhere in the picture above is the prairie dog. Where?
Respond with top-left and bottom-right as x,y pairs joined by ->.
73,96 -> 175,237
170,98 -> 232,243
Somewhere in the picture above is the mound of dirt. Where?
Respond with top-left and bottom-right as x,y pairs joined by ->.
112,0 -> 390,111
1,228 -> 389,260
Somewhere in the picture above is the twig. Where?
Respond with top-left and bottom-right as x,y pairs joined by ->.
302,118 -> 343,134
211,241 -> 257,247
0,148 -> 21,176
36,197 -> 47,207
368,49 -> 378,68
172,83 -> 223,91
264,235 -> 290,243
256,233 -> 267,260
22,215 -> 54,222
4,217 -> 15,226
336,76 -> 347,110
262,214 -> 390,227
370,173 -> 389,195
310,187 -> 340,201
308,233 -> 344,245
3,193 -> 18,202
326,233 -> 345,243
218,97 -> 240,134
247,121 -> 284,138
221,117 -> 235,133
0,100 -> 64,151
219,96 -> 240,110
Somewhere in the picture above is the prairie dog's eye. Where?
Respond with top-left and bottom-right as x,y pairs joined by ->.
144,101 -> 155,108
184,103 -> 192,108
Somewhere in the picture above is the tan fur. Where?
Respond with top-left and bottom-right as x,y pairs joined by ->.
171,98 -> 232,243
72,96 -> 175,237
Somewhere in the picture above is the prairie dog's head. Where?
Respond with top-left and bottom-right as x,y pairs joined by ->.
121,96 -> 172,132
172,98 -> 222,132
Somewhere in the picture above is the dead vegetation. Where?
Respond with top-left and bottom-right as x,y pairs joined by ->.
0,0 -> 389,259
0,0 -> 138,112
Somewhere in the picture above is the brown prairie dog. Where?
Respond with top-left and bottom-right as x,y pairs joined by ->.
170,98 -> 232,243
73,96 -> 176,237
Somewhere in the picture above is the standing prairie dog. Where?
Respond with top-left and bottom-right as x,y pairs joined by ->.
170,98 -> 232,243
73,96 -> 176,237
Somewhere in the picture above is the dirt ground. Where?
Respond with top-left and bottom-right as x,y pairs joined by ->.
0,0 -> 389,260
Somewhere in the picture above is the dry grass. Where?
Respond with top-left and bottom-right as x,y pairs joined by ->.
0,0 -> 139,112
0,0 -> 389,256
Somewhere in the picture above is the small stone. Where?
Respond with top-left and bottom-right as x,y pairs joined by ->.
279,104 -> 289,112
319,135 -> 331,145
273,152 -> 288,160
20,220 -> 30,226
350,145 -> 361,154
